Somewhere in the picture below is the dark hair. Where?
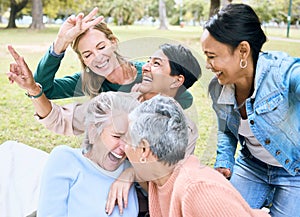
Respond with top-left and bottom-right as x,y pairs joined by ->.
159,43 -> 201,96
204,4 -> 267,69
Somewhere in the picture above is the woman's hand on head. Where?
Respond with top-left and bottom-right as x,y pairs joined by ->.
54,7 -> 104,54
105,167 -> 135,215
215,167 -> 231,179
7,45 -> 39,94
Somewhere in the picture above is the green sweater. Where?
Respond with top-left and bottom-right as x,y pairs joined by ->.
34,47 -> 193,109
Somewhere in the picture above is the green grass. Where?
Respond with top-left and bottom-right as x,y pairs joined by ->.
0,24 -> 299,165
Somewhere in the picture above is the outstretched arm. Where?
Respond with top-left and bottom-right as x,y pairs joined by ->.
8,45 -> 90,136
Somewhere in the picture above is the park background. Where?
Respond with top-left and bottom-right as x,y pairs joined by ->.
1,0 -> 300,166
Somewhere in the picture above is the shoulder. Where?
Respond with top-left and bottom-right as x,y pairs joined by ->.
48,145 -> 81,162
175,90 -> 193,109
258,51 -> 298,70
44,146 -> 84,176
257,51 -> 300,85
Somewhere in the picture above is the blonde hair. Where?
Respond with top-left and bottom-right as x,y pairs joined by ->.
72,22 -> 134,98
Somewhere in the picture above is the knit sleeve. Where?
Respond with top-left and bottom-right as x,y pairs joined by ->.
35,100 -> 89,136
181,182 -> 270,217
37,146 -> 80,217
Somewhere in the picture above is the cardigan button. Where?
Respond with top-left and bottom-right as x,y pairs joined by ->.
265,139 -> 271,145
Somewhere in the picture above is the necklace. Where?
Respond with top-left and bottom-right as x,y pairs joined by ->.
236,100 -> 246,109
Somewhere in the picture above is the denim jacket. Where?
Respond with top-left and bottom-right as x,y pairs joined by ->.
209,51 -> 300,176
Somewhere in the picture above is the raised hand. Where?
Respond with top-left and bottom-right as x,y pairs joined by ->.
7,45 -> 40,95
53,7 -> 104,54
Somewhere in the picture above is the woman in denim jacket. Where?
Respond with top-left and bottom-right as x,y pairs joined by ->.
201,3 -> 300,216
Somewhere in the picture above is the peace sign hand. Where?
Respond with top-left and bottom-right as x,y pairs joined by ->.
7,45 -> 40,95
53,7 -> 104,54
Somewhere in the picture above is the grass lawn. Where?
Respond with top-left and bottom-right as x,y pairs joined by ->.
0,24 -> 299,166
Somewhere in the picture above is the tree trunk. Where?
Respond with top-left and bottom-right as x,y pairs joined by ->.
7,0 -> 29,28
158,0 -> 168,30
30,0 -> 44,29
209,0 -> 220,18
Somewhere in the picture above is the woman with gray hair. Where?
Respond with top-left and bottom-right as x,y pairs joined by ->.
37,91 -> 140,216
125,95 -> 270,217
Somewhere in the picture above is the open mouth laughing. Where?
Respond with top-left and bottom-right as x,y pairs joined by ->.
108,151 -> 124,163
215,71 -> 222,78
95,59 -> 109,69
142,75 -> 152,83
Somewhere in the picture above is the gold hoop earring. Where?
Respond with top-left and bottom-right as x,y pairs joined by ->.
139,157 -> 147,164
240,59 -> 248,69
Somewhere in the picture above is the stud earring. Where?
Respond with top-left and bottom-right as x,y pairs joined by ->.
139,157 -> 147,164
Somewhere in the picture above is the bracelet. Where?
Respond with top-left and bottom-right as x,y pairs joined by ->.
50,43 -> 65,58
25,83 -> 43,99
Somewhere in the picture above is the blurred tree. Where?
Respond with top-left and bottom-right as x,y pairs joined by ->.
159,0 -> 168,29
0,0 -> 10,23
250,0 -> 300,26
107,0 -> 144,25
184,0 -> 204,25
7,0 -> 28,28
169,0 -> 204,26
209,0 -> 219,18
30,0 -> 44,29
208,0 -> 232,18
6,0 -> 298,29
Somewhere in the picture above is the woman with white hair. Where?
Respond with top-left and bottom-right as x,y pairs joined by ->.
37,91 -> 140,216
0,92 -> 140,217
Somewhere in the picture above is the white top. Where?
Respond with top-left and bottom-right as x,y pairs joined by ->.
239,119 -> 282,167
0,141 -> 48,217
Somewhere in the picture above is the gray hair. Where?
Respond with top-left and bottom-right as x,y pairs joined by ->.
82,91 -> 140,152
128,95 -> 188,165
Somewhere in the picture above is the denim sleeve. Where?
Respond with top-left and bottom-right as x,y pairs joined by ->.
214,115 -> 238,172
290,59 -> 300,101
209,78 -> 238,171
33,47 -> 84,99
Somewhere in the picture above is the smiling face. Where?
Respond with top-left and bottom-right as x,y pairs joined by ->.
89,113 -> 128,171
139,49 -> 176,95
200,29 -> 243,85
77,28 -> 120,77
